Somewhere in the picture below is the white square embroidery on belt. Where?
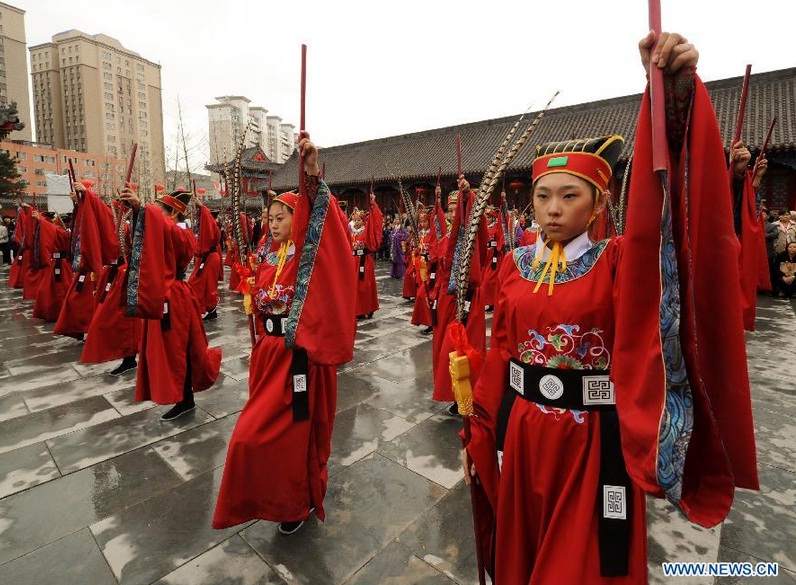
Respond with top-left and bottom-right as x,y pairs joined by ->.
509,361 -> 524,395
293,374 -> 307,393
583,376 -> 614,405
603,485 -> 626,520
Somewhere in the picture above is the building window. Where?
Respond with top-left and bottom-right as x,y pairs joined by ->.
105,92 -> 113,100
102,51 -> 111,59
16,152 -> 26,160
103,72 -> 112,80
85,160 -> 95,167
103,61 -> 111,69
138,101 -> 146,109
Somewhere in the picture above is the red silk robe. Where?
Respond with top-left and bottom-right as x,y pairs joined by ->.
737,171 -> 761,330
8,206 -> 30,289
351,200 -> 382,316
482,218 -> 506,306
188,205 -> 222,312
432,190 -> 487,402
128,205 -> 222,404
54,189 -> 116,338
81,213 -> 140,364
214,178 -> 357,528
32,217 -> 73,322
411,230 -> 433,327
22,211 -> 45,300
465,74 -> 757,585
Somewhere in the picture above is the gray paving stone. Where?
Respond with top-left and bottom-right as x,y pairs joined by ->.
90,466 -> 246,585
0,395 -> 120,455
0,447 -> 183,565
151,534 -> 285,585
152,415 -> 238,481
0,442 -> 60,499
0,528 -> 118,585
344,540 -> 452,585
240,454 -> 446,585
46,405 -> 214,473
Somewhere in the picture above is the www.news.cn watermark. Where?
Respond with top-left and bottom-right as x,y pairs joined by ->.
662,562 -> 779,578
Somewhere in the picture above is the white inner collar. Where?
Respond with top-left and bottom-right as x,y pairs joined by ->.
532,231 -> 593,262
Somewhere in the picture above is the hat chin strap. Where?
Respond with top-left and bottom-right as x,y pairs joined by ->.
532,237 -> 567,296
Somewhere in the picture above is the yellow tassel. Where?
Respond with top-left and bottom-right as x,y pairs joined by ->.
532,238 -> 567,296
268,240 -> 292,299
448,351 -> 474,416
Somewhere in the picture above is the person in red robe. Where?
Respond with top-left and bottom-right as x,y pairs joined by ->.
21,207 -> 46,301
430,182 -> 487,415
411,213 -> 433,333
32,211 -> 73,321
351,195 -> 382,319
119,187 -> 222,421
730,141 -> 769,330
77,188 -> 141,376
227,213 -> 253,294
54,181 -> 112,339
213,135 -> 357,535
8,205 -> 31,289
402,229 -> 418,300
462,33 -> 758,585
481,207 -> 506,310
188,198 -> 223,320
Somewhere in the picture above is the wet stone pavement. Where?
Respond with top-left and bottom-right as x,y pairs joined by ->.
0,261 -> 794,585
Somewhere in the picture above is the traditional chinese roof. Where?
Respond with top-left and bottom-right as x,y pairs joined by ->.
270,67 -> 796,191
205,146 -> 281,175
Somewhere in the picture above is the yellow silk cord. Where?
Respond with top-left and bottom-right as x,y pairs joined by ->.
531,238 -> 567,296
268,240 -> 292,299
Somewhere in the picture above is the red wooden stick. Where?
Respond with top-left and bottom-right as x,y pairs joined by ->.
648,0 -> 667,173
753,117 -> 777,175
321,161 -> 326,180
268,169 -> 272,192
299,44 -> 307,198
124,142 -> 138,185
456,133 -> 462,179
731,65 -> 753,148
436,165 -> 442,188
370,175 -> 374,194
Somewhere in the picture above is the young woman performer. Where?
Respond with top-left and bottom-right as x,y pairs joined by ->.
119,186 -> 222,421
462,32 -> 758,584
188,197 -> 223,321
351,194 -> 382,319
213,135 -> 357,535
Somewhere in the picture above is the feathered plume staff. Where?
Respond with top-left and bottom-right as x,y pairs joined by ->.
231,120 -> 256,346
448,93 -> 557,585
115,142 -> 137,259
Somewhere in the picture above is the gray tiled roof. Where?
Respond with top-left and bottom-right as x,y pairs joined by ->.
270,67 -> 796,191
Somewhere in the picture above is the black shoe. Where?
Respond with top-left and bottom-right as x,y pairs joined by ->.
160,403 -> 196,422
109,357 -> 137,377
446,402 -> 459,416
485,305 -> 494,313
421,326 -> 433,335
366,312 -> 374,319
278,520 -> 305,535
202,307 -> 218,321
356,314 -> 365,321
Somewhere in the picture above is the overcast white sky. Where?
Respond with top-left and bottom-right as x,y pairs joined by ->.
11,0 -> 796,169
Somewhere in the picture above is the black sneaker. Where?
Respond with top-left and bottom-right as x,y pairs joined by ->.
202,307 -> 218,321
278,520 -> 305,535
366,312 -> 374,319
446,402 -> 459,416
421,326 -> 433,335
160,403 -> 196,422
109,357 -> 137,377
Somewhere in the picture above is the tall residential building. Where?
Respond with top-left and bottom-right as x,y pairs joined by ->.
28,30 -> 165,192
0,2 -> 33,141
207,96 -> 296,171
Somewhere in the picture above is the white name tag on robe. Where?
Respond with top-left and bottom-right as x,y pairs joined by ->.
603,485 -> 626,520
105,283 -> 112,292
52,252 -> 61,259
163,302 -> 169,314
55,269 -> 61,275
293,374 -> 307,393
359,266 -> 365,273
199,263 -> 205,269
78,274 -> 86,283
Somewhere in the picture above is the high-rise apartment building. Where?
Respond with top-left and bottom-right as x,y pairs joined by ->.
0,2 -> 33,141
207,96 -> 296,169
28,30 -> 165,191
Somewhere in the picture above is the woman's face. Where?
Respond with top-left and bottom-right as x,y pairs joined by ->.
268,202 -> 293,244
787,242 -> 796,256
532,173 -> 601,244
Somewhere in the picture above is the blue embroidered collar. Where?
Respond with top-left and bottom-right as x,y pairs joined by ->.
513,239 -> 610,285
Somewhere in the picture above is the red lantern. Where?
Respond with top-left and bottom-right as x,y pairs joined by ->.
219,190 -> 227,197
197,187 -> 206,195
82,179 -> 94,188
415,185 -> 426,195
176,185 -> 186,192
155,184 -> 165,192
508,179 -> 525,191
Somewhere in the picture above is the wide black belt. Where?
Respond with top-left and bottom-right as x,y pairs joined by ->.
98,259 -> 124,304
261,314 -> 288,337
52,250 -> 69,282
195,247 -> 217,275
497,359 -> 631,577
354,248 -> 372,281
